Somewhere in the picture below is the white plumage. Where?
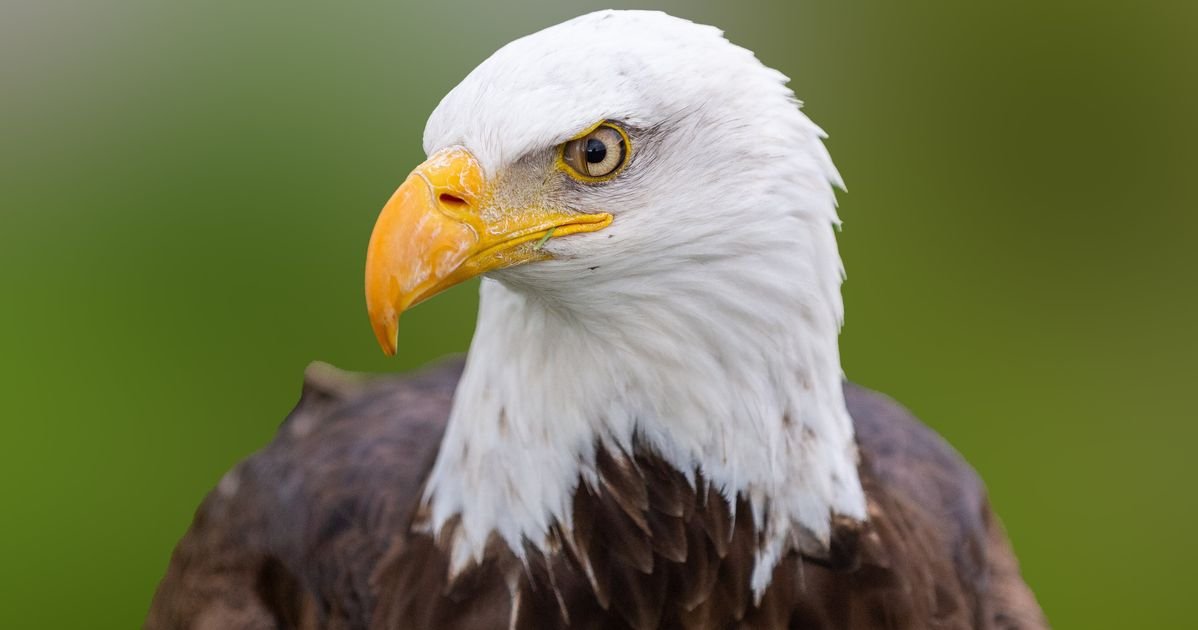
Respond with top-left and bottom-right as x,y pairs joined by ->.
418,10 -> 865,596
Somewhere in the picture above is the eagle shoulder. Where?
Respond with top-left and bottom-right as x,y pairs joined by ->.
145,359 -> 462,630
841,382 -> 1049,630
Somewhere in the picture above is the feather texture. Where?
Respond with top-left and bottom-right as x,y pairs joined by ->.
147,360 -> 1048,629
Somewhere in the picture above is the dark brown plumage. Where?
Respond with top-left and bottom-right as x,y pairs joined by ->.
146,359 -> 1047,629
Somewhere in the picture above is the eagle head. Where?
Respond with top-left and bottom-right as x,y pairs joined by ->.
362,10 -> 863,596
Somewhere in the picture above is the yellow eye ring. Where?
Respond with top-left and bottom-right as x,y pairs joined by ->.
557,121 -> 631,183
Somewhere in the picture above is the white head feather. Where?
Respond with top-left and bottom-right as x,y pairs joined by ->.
418,10 -> 866,597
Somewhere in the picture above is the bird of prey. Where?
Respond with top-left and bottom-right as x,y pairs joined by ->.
148,10 -> 1047,630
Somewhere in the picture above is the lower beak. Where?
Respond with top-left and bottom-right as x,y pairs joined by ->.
364,147 -> 612,355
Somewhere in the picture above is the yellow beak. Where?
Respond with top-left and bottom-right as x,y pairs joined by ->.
365,147 -> 613,355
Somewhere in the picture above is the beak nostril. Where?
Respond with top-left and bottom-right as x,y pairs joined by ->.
438,193 -> 468,208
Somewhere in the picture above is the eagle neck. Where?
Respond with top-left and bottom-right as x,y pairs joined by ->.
420,240 -> 867,595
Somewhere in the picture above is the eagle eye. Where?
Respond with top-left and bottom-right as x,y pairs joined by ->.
560,123 -> 629,181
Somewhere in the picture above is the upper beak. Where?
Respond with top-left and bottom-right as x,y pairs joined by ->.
365,147 -> 612,355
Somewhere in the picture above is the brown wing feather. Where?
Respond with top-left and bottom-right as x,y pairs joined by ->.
842,383 -> 1048,629
145,360 -> 460,630
147,365 -> 1047,630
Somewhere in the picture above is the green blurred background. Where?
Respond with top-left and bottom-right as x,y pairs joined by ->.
2,1 -> 1194,627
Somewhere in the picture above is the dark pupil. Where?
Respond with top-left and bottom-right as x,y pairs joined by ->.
585,138 -> 607,164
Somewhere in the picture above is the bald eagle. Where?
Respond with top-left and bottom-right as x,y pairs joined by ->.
147,10 -> 1047,630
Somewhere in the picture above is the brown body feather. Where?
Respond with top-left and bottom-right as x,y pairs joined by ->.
146,360 -> 1047,629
